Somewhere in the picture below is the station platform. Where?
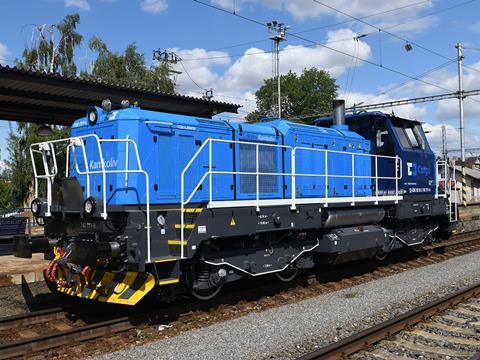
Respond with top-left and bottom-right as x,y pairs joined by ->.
0,254 -> 48,287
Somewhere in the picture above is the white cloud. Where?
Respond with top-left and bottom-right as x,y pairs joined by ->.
387,60 -> 480,122
170,48 -> 230,90
432,63 -> 480,121
64,0 -> 90,11
435,97 -> 480,122
223,28 -> 371,92
378,60 -> 480,153
342,91 -> 427,121
422,122 -> 480,154
141,0 -> 168,13
168,29 -> 370,114
0,43 -> 8,65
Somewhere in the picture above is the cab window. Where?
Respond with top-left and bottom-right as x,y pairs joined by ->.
405,127 -> 420,148
393,124 -> 426,150
375,126 -> 394,156
393,126 -> 411,149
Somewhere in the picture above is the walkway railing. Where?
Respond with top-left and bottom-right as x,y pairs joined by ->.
180,138 -> 403,259
436,160 -> 457,222
30,135 -> 152,262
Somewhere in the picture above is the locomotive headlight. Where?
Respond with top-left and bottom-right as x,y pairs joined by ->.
31,198 -> 41,216
84,197 -> 96,215
87,107 -> 98,125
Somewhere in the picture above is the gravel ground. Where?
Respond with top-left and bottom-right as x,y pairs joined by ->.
0,281 -> 55,317
95,249 -> 480,360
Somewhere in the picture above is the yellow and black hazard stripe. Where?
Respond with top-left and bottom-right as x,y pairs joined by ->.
183,208 -> 203,213
57,269 -> 155,306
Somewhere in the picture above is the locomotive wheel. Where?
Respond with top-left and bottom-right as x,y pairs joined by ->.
275,266 -> 298,282
190,282 -> 223,301
374,249 -> 388,261
186,261 -> 224,301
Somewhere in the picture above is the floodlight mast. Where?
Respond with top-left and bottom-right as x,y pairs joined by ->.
267,21 -> 289,119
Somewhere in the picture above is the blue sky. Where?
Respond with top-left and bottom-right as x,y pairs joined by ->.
1,0 -> 480,159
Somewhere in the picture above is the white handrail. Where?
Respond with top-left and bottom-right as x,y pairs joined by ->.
256,143 -> 259,212
30,134 -> 152,263
180,138 -> 404,258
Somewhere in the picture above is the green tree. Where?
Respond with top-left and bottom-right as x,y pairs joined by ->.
9,14 -> 176,206
6,124 -> 69,206
0,176 -> 12,208
83,37 -> 175,93
15,14 -> 82,76
10,14 -> 80,206
248,68 -> 338,123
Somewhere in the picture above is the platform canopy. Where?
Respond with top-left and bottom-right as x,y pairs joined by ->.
0,65 -> 240,126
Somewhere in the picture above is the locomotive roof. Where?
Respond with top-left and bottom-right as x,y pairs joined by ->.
72,107 -> 366,141
314,111 -> 422,127
73,106 -> 233,131
263,119 -> 365,139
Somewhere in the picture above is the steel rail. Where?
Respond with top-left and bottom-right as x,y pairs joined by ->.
0,314 -> 135,359
423,231 -> 480,251
1,231 -> 479,359
0,308 -> 64,332
299,281 -> 480,360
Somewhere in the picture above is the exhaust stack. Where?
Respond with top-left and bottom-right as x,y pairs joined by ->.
332,99 -> 348,131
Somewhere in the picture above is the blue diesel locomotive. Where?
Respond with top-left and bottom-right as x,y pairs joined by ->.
15,100 -> 454,305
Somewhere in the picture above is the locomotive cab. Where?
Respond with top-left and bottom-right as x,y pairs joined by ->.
318,112 -> 436,198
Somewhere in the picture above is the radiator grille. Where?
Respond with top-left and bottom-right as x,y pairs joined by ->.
239,143 -> 278,194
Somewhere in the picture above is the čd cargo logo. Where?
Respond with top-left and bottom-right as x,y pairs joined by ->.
407,162 -> 431,176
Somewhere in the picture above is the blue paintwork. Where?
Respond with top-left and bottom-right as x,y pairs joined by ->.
259,120 -> 372,198
316,112 -> 436,196
69,107 -> 385,206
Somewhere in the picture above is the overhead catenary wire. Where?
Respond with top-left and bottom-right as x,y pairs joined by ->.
189,0 -> 477,68
178,61 -> 208,92
312,0 -> 480,76
183,0 -> 480,109
293,88 -> 480,120
309,0 -> 480,106
182,0 -> 454,107
201,0 -> 433,54
183,0 -> 435,62
384,0 -> 478,32
192,0 -> 480,118
342,59 -> 458,119
311,0 -> 447,60
180,36 -> 356,62
176,85 -> 257,104
379,59 -> 456,96
294,0 -> 433,35
192,0 -> 472,98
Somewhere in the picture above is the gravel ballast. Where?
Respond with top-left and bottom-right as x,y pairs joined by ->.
97,250 -> 480,360
0,281 -> 55,317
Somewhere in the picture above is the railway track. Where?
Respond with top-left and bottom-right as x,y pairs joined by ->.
0,308 -> 135,359
300,281 -> 480,360
1,231 -> 480,359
